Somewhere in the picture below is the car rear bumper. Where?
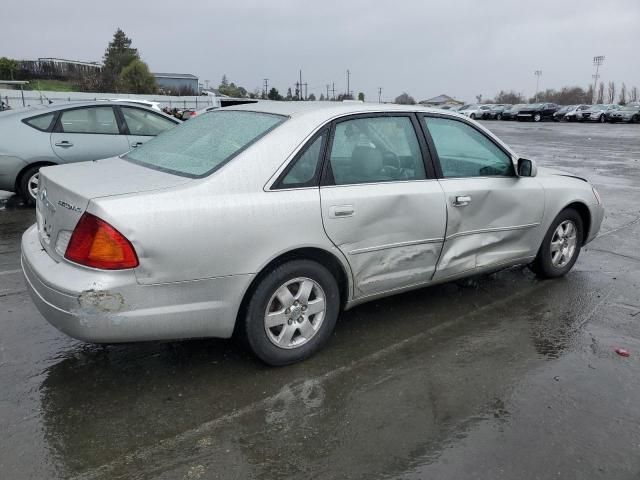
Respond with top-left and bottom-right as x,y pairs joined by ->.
21,224 -> 253,343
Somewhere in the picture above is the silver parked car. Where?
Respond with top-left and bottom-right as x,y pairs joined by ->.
21,103 -> 604,365
0,101 -> 180,204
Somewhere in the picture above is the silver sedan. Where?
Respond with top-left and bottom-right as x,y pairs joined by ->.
0,101 -> 179,204
21,102 -> 604,365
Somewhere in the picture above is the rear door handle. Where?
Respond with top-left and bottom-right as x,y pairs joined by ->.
329,205 -> 355,218
131,142 -> 144,148
54,140 -> 73,147
453,195 -> 472,207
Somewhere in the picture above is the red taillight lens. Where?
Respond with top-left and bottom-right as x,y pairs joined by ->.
65,213 -> 139,269
190,111 -> 196,116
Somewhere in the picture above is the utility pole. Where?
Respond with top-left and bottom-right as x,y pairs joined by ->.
346,69 -> 350,99
378,87 -> 382,103
332,82 -> 335,101
263,78 -> 269,98
534,70 -> 542,102
299,70 -> 303,100
326,84 -> 330,100
592,55 -> 605,104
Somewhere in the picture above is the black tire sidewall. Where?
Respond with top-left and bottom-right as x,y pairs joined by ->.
534,209 -> 584,278
244,259 -> 340,366
19,165 -> 41,206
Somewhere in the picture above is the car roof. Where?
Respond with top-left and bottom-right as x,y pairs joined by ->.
1,100 -> 167,120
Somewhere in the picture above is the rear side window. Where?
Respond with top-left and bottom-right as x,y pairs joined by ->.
328,116 -> 426,185
125,110 -> 286,177
58,107 -> 119,134
121,107 -> 176,136
277,133 -> 326,188
24,113 -> 55,131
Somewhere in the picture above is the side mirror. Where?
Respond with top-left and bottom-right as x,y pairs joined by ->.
517,158 -> 537,177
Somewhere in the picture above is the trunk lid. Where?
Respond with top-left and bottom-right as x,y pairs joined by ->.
36,157 -> 191,262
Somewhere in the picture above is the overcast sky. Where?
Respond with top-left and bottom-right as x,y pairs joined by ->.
2,0 -> 639,102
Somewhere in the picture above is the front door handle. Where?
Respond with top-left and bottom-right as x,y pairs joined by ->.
453,195 -> 472,207
131,142 -> 144,148
329,205 -> 355,218
54,140 -> 73,147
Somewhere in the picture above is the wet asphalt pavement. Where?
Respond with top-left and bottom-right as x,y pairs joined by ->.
1,121 -> 639,479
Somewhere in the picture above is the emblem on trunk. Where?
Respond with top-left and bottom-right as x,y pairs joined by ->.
40,189 -> 56,214
57,200 -> 82,213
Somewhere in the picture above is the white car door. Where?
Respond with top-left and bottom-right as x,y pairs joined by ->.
420,115 -> 545,280
118,106 -> 178,149
319,114 -> 447,299
50,106 -> 130,164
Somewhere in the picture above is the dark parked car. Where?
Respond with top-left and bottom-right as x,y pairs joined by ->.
500,104 -> 527,120
517,103 -> 559,122
552,105 -> 575,122
607,103 -> 640,123
483,104 -> 511,120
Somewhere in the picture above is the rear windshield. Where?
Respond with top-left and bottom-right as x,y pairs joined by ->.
125,110 -> 286,177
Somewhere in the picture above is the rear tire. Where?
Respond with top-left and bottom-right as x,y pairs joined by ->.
533,113 -> 542,122
532,209 -> 583,279
470,113 -> 476,120
599,114 -> 605,123
18,165 -> 42,206
243,259 -> 340,366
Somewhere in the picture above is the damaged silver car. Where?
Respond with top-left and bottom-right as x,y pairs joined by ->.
21,102 -> 604,365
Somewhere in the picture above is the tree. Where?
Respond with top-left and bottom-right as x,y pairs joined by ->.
0,57 -> 18,80
607,81 -> 616,104
102,28 -> 140,91
357,92 -> 365,102
267,87 -> 282,100
220,75 -> 229,87
494,90 -> 525,104
118,59 -> 157,94
286,87 -> 293,100
619,83 -> 627,105
319,93 -> 325,101
475,94 -> 483,103
394,92 -> 416,105
630,86 -> 639,103
308,93 -> 316,101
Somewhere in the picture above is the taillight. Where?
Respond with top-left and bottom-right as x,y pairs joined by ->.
65,213 -> 139,269
190,111 -> 196,117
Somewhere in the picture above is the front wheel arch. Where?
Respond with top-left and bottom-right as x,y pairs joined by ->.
562,202 -> 591,245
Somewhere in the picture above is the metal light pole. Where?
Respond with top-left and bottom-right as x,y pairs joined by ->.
534,70 -> 542,102
346,69 -> 350,99
592,56 -> 605,104
378,87 -> 382,103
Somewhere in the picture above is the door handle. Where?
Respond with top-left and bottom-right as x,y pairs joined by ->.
131,142 -> 144,148
54,140 -> 73,147
453,195 -> 472,207
329,205 -> 355,218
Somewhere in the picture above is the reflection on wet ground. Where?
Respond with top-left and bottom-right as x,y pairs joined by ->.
1,123 -> 640,479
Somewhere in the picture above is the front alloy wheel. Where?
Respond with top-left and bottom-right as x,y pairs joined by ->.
533,113 -> 542,122
532,208 -> 583,278
550,220 -> 578,268
243,259 -> 340,365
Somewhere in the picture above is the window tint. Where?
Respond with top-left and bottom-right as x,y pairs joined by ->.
280,133 -> 325,187
329,116 -> 426,185
121,107 -> 176,136
125,110 -> 286,177
423,117 -> 514,178
59,107 -> 119,134
25,113 -> 55,131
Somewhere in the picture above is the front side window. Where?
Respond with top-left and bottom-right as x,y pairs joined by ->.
328,116 -> 426,185
278,133 -> 326,188
24,112 -> 55,131
121,107 -> 176,136
125,110 -> 286,177
423,117 -> 514,178
58,107 -> 119,134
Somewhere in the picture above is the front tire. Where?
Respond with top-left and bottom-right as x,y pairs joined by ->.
532,209 -> 583,279
470,113 -> 476,120
599,114 -> 605,123
243,260 -> 340,366
18,165 -> 41,206
533,113 -> 542,122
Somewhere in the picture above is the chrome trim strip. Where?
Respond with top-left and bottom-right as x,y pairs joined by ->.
348,237 -> 443,255
445,223 -> 539,240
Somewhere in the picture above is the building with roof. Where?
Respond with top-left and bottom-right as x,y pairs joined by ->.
419,94 -> 464,107
153,73 -> 199,94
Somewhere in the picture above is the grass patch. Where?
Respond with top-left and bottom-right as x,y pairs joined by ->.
25,79 -> 75,92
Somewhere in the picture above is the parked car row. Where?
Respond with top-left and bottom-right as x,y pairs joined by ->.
449,102 -> 640,123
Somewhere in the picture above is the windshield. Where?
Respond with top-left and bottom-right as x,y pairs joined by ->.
591,104 -> 605,110
125,110 -> 286,177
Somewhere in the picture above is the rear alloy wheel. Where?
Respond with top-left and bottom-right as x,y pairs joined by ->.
599,114 -> 606,123
470,113 -> 476,120
18,165 -> 42,206
533,113 -> 542,122
496,113 -> 503,120
532,209 -> 583,279
243,259 -> 340,366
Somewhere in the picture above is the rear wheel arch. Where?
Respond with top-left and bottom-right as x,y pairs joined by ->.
15,161 -> 57,192
234,247 -> 351,336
